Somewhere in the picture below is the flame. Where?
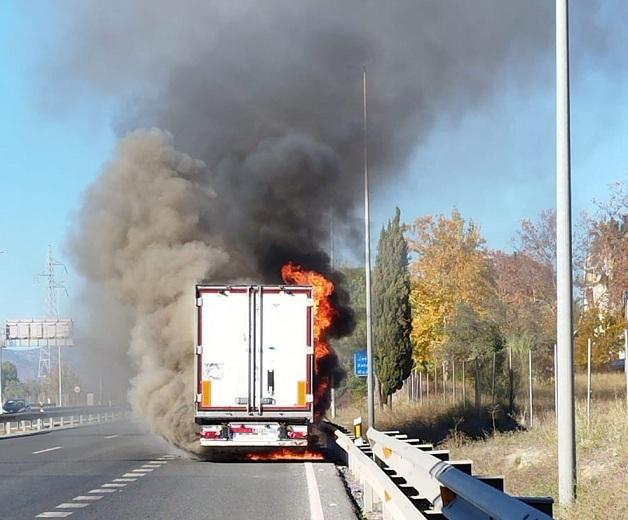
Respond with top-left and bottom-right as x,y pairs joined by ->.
281,262 -> 338,420
246,448 -> 324,461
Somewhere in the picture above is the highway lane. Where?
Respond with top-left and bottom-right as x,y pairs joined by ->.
0,419 -> 356,519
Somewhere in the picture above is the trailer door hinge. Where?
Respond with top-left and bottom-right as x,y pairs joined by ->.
306,298 -> 314,306
306,346 -> 314,355
195,345 -> 203,355
306,394 -> 313,403
195,393 -> 202,403
196,297 -> 203,307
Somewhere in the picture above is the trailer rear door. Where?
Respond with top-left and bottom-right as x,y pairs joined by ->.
196,285 -> 313,420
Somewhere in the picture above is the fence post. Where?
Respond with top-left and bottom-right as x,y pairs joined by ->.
452,359 -> 456,403
508,347 -> 514,414
491,352 -> 496,407
587,338 -> 592,431
426,370 -> 430,402
442,362 -> 446,399
419,370 -> 423,404
462,361 -> 466,407
528,349 -> 533,428
553,344 -> 558,415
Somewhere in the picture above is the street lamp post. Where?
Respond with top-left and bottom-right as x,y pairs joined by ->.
556,0 -> 577,505
363,67 -> 375,430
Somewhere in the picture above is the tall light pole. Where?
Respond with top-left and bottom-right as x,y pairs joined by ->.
363,67 -> 375,429
556,0 -> 577,505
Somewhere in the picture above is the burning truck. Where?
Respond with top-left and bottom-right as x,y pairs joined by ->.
194,263 -> 337,454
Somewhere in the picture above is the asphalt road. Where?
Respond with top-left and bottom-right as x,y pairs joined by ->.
0,420 -> 356,520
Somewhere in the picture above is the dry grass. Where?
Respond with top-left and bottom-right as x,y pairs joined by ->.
335,372 -> 627,519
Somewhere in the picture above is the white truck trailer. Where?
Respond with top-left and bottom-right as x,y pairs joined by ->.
195,284 -> 314,448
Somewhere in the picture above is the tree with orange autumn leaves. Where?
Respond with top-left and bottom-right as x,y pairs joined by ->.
407,210 -> 497,365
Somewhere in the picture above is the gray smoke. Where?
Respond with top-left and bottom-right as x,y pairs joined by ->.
61,1 -> 558,449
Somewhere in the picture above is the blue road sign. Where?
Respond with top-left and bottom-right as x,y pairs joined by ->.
354,350 -> 368,377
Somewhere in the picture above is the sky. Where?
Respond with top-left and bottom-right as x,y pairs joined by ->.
0,2 -> 627,327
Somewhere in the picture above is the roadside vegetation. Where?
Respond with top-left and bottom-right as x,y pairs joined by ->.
332,181 -> 626,517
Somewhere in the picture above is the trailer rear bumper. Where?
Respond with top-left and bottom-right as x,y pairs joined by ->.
199,438 -> 308,447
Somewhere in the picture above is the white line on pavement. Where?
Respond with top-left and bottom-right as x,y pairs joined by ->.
304,462 -> 325,520
33,446 -> 63,455
57,503 -> 89,509
123,473 -> 144,477
88,489 -> 117,494
149,460 -> 168,464
102,483 -> 126,488
35,513 -> 73,518
135,467 -> 154,471
73,496 -> 103,501
113,478 -> 136,482
104,434 -> 119,439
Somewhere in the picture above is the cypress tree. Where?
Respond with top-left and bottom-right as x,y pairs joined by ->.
373,207 -> 413,408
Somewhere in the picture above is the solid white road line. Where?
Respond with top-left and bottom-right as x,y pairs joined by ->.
33,446 -> 63,454
123,472 -> 143,477
102,483 -> 126,488
36,513 -> 73,518
304,462 -> 325,520
136,467 -> 154,471
104,434 -> 119,439
149,460 -> 168,464
73,496 -> 103,501
57,503 -> 89,509
88,489 -> 117,494
113,478 -> 136,482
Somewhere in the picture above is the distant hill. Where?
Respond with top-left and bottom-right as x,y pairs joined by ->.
3,349 -> 39,380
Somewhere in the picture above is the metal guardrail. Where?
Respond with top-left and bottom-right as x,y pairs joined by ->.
336,429 -> 425,520
366,427 -> 553,520
0,405 -> 127,437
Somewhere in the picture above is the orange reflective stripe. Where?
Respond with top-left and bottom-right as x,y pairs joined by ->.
201,380 -> 212,407
297,380 -> 306,405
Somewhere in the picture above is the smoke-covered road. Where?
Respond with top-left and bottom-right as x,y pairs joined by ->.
0,420 -> 355,519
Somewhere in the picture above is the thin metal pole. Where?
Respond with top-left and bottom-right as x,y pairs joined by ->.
508,347 -> 514,414
452,359 -> 456,403
426,371 -> 430,402
442,362 -> 446,399
58,345 -> 63,407
363,67 -> 375,429
554,344 -> 558,415
462,361 -> 466,407
586,338 -> 592,431
624,329 -> 627,410
330,211 -> 336,420
556,0 -> 576,504
419,370 -> 423,404
491,352 -> 496,407
528,349 -> 533,427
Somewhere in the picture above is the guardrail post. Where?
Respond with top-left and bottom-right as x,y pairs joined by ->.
37,418 -> 42,430
363,481 -> 374,512
21,420 -> 26,432
60,416 -> 64,428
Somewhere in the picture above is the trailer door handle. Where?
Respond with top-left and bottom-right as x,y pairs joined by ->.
267,370 -> 275,395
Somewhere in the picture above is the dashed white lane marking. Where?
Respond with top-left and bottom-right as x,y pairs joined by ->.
304,462 -> 325,520
89,489 -> 117,494
73,496 -> 103,501
136,467 -> 154,471
35,513 -> 73,518
102,483 -> 126,488
113,478 -> 136,482
123,472 -> 143,477
33,446 -> 63,455
149,460 -> 168,464
57,503 -> 89,509
104,434 -> 119,439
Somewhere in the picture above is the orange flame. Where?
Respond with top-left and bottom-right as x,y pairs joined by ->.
246,448 -> 324,461
281,262 -> 338,420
